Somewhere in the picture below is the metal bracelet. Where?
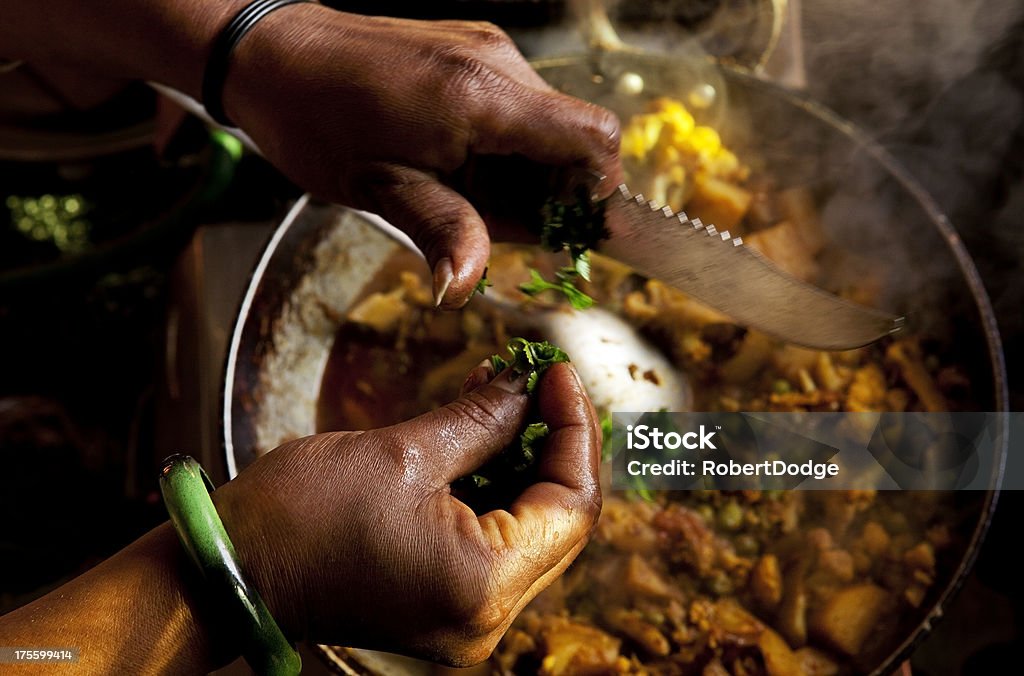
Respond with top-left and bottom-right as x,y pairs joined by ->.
201,0 -> 314,127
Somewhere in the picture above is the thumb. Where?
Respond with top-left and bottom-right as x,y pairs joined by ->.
397,369 -> 529,486
360,164 -> 490,309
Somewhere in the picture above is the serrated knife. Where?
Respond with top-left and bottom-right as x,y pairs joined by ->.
599,184 -> 904,350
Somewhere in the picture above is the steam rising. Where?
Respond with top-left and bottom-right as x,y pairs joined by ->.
513,1 -> 1021,402
800,0 -> 1023,402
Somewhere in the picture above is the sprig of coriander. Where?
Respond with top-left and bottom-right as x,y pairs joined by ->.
517,190 -> 607,311
538,188 -> 609,272
519,267 -> 595,311
470,267 -> 493,298
489,337 -> 570,393
460,339 -> 570,491
517,422 -> 550,472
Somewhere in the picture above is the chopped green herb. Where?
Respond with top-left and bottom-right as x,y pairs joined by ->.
516,189 -> 608,311
600,411 -> 615,462
519,268 -> 595,311
490,337 -> 570,393
459,339 -> 570,493
538,188 -> 609,277
471,268 -> 493,298
518,422 -> 550,471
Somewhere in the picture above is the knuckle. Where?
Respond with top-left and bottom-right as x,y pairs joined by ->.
435,47 -> 508,103
347,163 -> 402,212
368,428 -> 423,473
589,105 -> 622,156
445,393 -> 505,433
466,21 -> 513,49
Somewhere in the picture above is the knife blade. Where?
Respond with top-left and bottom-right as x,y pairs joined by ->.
598,184 -> 904,350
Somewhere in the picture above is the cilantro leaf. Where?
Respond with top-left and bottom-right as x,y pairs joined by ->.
517,422 -> 549,472
455,340 -> 570,494
538,187 -> 609,267
600,411 -> 614,462
491,337 -> 570,394
517,188 -> 607,311
519,268 -> 595,311
470,268 -> 493,298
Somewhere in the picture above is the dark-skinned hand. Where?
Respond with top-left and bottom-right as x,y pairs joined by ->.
212,362 -> 602,665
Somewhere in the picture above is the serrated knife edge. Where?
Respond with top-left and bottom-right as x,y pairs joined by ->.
598,184 -> 904,350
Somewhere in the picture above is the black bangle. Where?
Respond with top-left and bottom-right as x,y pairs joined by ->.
202,0 -> 313,127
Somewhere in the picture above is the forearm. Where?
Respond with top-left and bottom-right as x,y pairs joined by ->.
0,523 -> 234,674
0,0 -> 252,97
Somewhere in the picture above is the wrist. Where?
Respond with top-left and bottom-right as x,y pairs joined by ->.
211,482 -> 306,641
147,523 -> 245,670
217,2 -> 343,130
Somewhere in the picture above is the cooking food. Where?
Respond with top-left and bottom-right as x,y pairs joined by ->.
317,97 -> 976,675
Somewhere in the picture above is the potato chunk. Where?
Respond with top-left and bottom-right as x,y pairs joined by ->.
686,173 -> 752,232
746,220 -> 820,282
809,583 -> 891,655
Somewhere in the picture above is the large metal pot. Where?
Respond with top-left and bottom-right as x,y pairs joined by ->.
222,59 -> 1007,674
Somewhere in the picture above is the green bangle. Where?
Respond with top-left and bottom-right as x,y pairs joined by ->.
159,454 -> 301,676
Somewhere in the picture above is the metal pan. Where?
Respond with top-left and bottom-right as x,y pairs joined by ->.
223,52 -> 1007,676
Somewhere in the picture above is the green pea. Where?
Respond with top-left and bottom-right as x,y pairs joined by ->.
719,501 -> 744,531
709,572 -> 734,595
735,533 -> 759,556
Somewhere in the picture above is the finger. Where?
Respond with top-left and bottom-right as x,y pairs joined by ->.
455,154 -> 551,239
469,85 -> 624,199
476,363 -> 602,574
400,368 -> 529,485
363,164 -> 491,309
525,362 -> 602,497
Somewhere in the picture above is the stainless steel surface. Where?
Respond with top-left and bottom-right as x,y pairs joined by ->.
601,183 -> 903,350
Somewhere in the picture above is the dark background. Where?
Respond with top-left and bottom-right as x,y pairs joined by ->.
0,1 -> 1020,673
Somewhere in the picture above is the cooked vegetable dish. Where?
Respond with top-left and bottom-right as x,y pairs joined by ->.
318,98 -> 977,675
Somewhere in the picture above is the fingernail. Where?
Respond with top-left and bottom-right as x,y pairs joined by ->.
461,359 -> 495,393
567,362 -> 586,391
490,368 -> 528,394
476,358 -> 496,379
432,258 -> 454,308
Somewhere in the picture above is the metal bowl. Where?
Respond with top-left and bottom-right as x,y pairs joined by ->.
223,62 -> 1007,675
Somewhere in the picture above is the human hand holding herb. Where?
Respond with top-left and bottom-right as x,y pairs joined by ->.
207,358 -> 600,664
